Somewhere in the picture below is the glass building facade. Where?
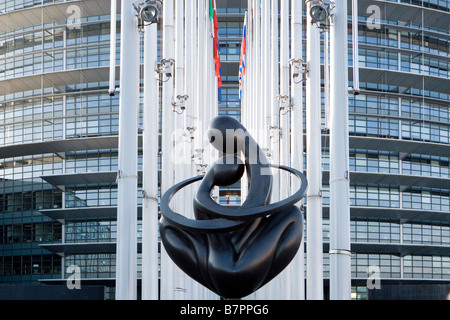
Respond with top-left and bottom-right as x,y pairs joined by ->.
0,0 -> 449,300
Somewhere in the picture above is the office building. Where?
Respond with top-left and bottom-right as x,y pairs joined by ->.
0,0 -> 449,300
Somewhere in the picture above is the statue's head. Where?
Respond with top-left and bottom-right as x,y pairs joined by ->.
207,115 -> 249,155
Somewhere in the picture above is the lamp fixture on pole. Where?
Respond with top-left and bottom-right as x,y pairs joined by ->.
133,0 -> 162,26
309,0 -> 335,28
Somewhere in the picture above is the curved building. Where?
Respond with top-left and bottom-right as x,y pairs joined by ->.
0,0 -> 123,299
338,0 -> 450,300
0,0 -> 449,300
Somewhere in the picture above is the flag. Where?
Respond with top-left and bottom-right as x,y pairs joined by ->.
239,13 -> 247,99
210,0 -> 222,102
209,0 -> 214,20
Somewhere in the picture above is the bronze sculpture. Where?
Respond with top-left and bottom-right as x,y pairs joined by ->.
159,116 -> 307,299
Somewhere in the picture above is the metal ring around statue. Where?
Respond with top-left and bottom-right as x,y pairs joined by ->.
160,164 -> 308,233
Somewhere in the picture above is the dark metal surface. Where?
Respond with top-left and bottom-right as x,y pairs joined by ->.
159,116 -> 308,299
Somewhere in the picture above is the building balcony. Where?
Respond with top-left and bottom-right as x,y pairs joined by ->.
0,135 -> 121,159
1,132 -> 449,161
322,206 -> 450,223
0,0 -> 113,33
320,241 -> 450,257
40,170 -> 143,190
40,206 -> 143,224
323,170 -> 450,191
40,241 -> 142,256
347,135 -> 450,158
39,277 -> 117,286
0,66 -> 119,96
354,0 -> 449,33
355,67 -> 449,94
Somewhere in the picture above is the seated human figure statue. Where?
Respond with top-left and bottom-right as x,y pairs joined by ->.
159,116 -> 305,299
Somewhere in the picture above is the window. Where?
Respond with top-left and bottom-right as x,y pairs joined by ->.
403,187 -> 450,212
349,116 -> 399,138
352,253 -> 401,279
350,185 -> 400,208
403,255 -> 450,279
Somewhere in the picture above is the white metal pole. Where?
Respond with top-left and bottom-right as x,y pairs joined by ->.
262,0 -> 270,154
242,3 -> 252,204
324,30 -> 330,130
196,0 -> 205,160
196,0 -> 207,299
108,0 -> 117,96
254,0 -> 261,146
190,0 -> 198,142
182,0 -> 195,300
241,9 -> 249,206
241,11 -> 247,133
173,0 -> 187,299
291,0 -> 304,300
247,1 -> 253,137
204,1 -> 212,172
270,0 -> 280,205
266,0 -> 280,300
329,0 -> 351,300
279,0 -> 289,170
305,0 -> 323,300
175,0 -> 185,134
278,0 -> 290,300
189,0 -> 202,300
141,14 -> 159,301
185,0 -> 193,158
351,0 -> 360,94
115,0 -> 140,300
160,0 -> 176,300
209,1 -> 221,296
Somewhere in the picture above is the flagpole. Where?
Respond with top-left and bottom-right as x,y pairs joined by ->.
196,0 -> 205,175
206,4 -> 214,300
262,0 -> 270,160
213,0 -> 221,117
182,0 -> 193,300
254,0 -> 261,147
108,0 -> 117,96
279,0 -> 289,193
242,10 -> 249,206
275,0 -> 290,300
306,0 -> 324,300
239,11 -> 247,133
197,1 -> 208,299
351,0 -> 360,94
205,0 -> 212,175
247,0 -> 253,140
263,1 -> 271,301
291,0 -> 305,300
160,0 -> 176,300
329,0 -> 351,300
173,0 -> 187,299
268,0 -> 280,300
270,0 -> 280,202
141,6 -> 159,301
210,0 -> 220,295
324,30 -> 330,130
189,0 -> 202,300
115,0 -> 139,300
242,2 -> 252,205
